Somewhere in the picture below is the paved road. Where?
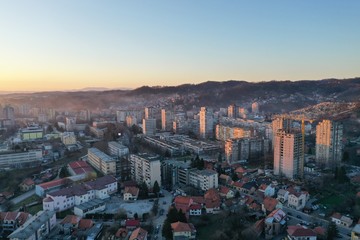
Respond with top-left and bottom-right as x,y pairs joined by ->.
151,190 -> 173,240
283,206 -> 351,239
10,189 -> 36,205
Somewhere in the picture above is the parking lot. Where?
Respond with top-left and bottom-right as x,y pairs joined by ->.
105,196 -> 154,217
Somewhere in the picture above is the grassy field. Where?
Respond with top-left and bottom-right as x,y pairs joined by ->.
318,195 -> 344,206
11,195 -> 41,211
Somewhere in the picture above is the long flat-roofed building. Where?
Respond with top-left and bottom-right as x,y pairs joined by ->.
0,150 -> 42,169
87,148 -> 116,175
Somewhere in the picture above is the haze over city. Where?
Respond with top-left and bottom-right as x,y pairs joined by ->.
1,0 -> 360,91
1,1 -> 360,240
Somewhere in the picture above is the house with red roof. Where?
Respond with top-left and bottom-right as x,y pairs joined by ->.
189,204 -> 202,216
287,190 -> 309,211
262,197 -> 282,215
264,208 -> 287,240
123,187 -> 139,201
129,227 -> 148,240
125,219 -> 140,230
19,178 -> 35,192
204,189 -> 221,214
287,225 -> 317,240
171,221 -> 196,239
0,211 -> 31,232
219,186 -> 235,199
35,178 -> 71,197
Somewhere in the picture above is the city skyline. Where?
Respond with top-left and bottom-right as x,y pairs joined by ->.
1,0 -> 360,91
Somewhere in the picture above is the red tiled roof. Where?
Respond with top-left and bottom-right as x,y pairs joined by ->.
38,178 -> 69,190
22,178 -> 35,186
78,219 -> 94,230
4,212 -> 18,221
263,197 -> 278,212
124,187 -> 139,197
287,226 -> 317,237
219,186 -> 230,195
231,181 -> 243,188
204,188 -> 221,202
174,196 -> 192,205
68,161 -> 95,175
314,226 -> 326,236
61,215 -> 81,225
125,219 -> 140,227
171,221 -> 192,232
189,204 -> 202,210
331,212 -> 342,220
129,227 -> 147,240
191,196 -> 205,204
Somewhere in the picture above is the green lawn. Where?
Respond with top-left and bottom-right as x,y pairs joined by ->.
27,204 -> 43,215
11,195 -> 41,211
318,195 -> 344,206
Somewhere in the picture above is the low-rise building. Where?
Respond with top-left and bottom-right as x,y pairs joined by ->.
331,212 -> 353,228
19,178 -> 35,192
287,225 -> 317,240
0,212 -> 31,233
43,175 -> 117,213
123,187 -> 139,201
287,191 -> 309,211
264,208 -> 287,240
129,227 -> 148,240
171,221 -> 196,240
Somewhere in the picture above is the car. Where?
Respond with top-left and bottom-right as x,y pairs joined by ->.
296,215 -> 302,219
149,199 -> 154,202
287,212 -> 292,216
163,201 -> 166,205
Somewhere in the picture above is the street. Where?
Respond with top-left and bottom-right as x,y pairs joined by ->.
283,206 -> 351,239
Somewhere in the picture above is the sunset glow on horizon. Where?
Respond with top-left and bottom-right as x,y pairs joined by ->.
1,0 -> 360,92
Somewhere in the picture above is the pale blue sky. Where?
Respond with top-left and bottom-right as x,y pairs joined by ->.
0,1 -> 359,91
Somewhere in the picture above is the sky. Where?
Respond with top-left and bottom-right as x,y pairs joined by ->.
0,1 -> 360,92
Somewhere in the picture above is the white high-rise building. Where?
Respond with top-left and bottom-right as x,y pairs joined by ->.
189,169 -> 218,191
145,107 -> 154,120
142,118 -> 156,136
316,120 -> 343,169
161,109 -> 173,131
273,130 -> 303,179
199,107 -> 214,139
130,153 -> 161,188
227,104 -> 238,118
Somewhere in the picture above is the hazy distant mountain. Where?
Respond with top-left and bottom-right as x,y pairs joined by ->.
1,78 -> 359,113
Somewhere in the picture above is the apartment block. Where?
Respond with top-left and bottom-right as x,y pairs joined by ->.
130,153 -> 161,188
87,148 -> 117,175
108,141 -> 129,158
189,169 -> 218,191
316,120 -> 343,169
273,130 -> 303,179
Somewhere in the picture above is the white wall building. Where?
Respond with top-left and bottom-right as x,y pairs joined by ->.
273,130 -> 303,179
108,141 -> 129,158
130,153 -> 161,188
189,169 -> 218,191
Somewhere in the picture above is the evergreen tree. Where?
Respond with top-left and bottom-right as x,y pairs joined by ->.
153,181 -> 160,197
326,221 -> 339,240
139,181 -> 149,199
